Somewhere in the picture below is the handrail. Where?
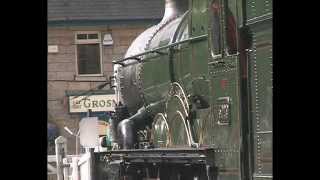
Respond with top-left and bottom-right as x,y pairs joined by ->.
112,34 -> 208,66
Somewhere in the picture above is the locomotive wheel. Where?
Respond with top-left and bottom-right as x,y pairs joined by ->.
151,113 -> 170,148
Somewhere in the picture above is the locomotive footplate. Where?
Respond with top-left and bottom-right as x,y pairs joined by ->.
95,148 -> 217,180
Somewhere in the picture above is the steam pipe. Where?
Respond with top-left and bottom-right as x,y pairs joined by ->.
117,101 -> 165,149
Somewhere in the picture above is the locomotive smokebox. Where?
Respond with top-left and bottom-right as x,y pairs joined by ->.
116,0 -> 188,114
114,0 -> 188,149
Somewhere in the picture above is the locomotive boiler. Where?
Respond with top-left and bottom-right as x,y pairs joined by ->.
101,0 -> 272,179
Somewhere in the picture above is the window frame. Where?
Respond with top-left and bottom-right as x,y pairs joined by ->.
75,31 -> 103,77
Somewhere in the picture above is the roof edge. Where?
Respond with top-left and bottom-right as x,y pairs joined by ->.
48,18 -> 162,27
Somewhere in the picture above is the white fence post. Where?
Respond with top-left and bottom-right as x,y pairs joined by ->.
55,136 -> 67,180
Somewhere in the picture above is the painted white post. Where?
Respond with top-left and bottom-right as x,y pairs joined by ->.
71,157 -> 79,180
55,136 -> 67,180
63,158 -> 70,180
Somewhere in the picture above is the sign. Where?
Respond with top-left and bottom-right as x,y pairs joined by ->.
48,45 -> 58,53
69,94 -> 116,113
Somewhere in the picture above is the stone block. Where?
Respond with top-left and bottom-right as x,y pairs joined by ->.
48,100 -> 64,111
103,71 -> 113,78
48,62 -> 75,72
67,82 -> 91,91
48,72 -> 57,80
113,28 -> 138,38
90,82 -> 101,89
103,63 -> 114,72
56,45 -> 76,54
119,37 -> 136,46
48,54 -> 74,63
48,82 -> 68,100
48,29 -> 73,38
56,72 -> 75,81
103,47 -> 113,55
113,45 -> 128,55
48,36 -> 74,46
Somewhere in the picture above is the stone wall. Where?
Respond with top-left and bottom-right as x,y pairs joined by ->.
47,25 -> 148,154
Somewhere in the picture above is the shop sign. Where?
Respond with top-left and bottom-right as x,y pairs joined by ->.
69,94 -> 116,113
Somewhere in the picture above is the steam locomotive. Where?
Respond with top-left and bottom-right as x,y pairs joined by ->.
97,0 -> 272,179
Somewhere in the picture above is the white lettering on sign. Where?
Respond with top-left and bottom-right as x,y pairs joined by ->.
69,94 -> 116,113
48,45 -> 59,53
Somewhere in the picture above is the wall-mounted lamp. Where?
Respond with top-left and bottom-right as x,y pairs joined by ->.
103,34 -> 113,46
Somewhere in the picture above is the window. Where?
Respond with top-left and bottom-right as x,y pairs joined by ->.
210,0 -> 222,56
75,32 -> 102,76
210,0 -> 238,56
225,5 -> 238,54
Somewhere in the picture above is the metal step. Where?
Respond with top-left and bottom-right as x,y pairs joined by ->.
253,174 -> 273,179
256,131 -> 272,134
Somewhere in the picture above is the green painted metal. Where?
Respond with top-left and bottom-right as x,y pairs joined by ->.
113,0 -> 272,179
247,0 -> 272,18
247,20 -> 272,178
246,0 -> 272,178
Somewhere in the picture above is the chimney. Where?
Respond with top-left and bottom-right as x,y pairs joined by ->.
161,0 -> 189,23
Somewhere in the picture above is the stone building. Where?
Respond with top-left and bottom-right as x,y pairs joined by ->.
48,0 -> 163,154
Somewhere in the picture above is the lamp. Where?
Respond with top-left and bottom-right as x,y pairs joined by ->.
103,34 -> 113,45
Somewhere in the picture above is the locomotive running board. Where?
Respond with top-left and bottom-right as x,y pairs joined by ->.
95,147 -> 217,180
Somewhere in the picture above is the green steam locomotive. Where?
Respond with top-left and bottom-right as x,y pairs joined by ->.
100,0 -> 272,179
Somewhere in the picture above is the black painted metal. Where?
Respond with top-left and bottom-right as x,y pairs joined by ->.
95,148 -> 216,180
